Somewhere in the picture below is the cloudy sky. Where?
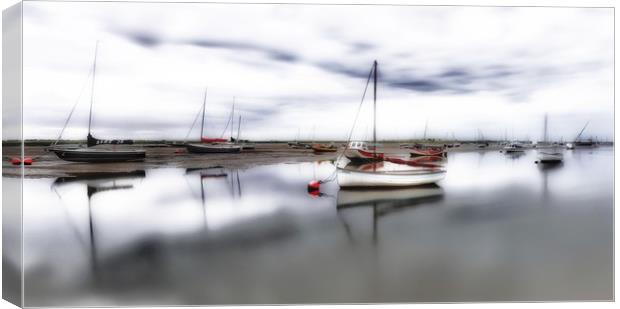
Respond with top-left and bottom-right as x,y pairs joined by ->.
21,1 -> 613,142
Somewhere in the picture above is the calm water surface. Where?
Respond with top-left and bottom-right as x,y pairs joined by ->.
13,147 -> 613,305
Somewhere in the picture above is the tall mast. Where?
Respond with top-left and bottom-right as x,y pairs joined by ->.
200,88 -> 207,140
543,113 -> 548,143
373,60 -> 377,157
236,115 -> 241,143
87,41 -> 99,135
231,97 -> 235,140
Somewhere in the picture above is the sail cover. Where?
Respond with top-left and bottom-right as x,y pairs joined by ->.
87,133 -> 134,147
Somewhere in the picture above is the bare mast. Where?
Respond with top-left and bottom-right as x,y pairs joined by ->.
87,41 -> 99,136
373,60 -> 377,158
200,88 -> 207,140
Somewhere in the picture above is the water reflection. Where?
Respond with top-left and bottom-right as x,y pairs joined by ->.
20,148 -> 613,305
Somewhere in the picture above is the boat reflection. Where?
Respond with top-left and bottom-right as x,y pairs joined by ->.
52,171 -> 147,285
336,184 -> 444,244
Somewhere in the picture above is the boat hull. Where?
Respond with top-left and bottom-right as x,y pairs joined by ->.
537,151 -> 564,163
337,167 -> 446,187
52,148 -> 146,163
344,149 -> 383,163
409,147 -> 445,157
186,143 -> 241,153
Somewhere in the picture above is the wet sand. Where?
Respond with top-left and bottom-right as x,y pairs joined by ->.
2,142 -> 505,178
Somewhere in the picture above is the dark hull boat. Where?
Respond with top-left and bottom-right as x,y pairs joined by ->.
51,146 -> 145,163
50,42 -> 145,163
186,143 -> 241,153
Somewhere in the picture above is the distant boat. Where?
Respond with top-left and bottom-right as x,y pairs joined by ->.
186,90 -> 241,154
569,121 -> 595,149
337,61 -> 446,187
311,143 -> 338,153
233,115 -> 256,150
536,114 -> 563,163
49,41 -> 146,163
503,142 -> 525,153
408,144 -> 445,157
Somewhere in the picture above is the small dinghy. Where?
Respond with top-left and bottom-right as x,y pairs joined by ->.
312,143 -> 338,153
408,144 -> 445,157
186,90 -> 242,154
344,141 -> 384,163
336,61 -> 446,188
49,42 -> 145,163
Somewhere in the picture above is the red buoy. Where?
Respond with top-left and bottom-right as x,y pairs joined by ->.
10,157 -> 21,165
23,157 -> 33,165
307,180 -> 321,191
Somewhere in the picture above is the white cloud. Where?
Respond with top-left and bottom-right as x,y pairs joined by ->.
22,2 -> 613,142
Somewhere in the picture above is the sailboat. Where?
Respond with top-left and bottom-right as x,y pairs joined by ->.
407,120 -> 446,157
186,92 -> 242,154
568,121 -> 595,149
49,42 -> 146,163
235,115 -> 255,150
337,61 -> 447,187
537,114 -> 563,163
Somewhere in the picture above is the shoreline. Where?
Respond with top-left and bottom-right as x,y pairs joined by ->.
1,143 -> 595,178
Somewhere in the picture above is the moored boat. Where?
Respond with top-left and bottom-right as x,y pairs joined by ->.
537,150 -> 563,163
536,114 -> 563,163
49,42 -> 145,163
311,143 -> 338,153
503,142 -> 525,153
408,144 -> 445,157
336,61 -> 446,187
337,161 -> 446,187
185,90 -> 242,154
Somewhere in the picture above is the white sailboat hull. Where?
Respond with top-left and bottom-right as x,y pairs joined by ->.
337,167 -> 446,187
537,150 -> 564,163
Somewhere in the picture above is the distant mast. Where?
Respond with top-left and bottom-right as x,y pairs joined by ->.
231,97 -> 235,141
200,88 -> 207,141
373,60 -> 377,158
543,113 -> 548,143
87,41 -> 99,137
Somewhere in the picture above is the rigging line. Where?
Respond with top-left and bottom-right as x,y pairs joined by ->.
185,101 -> 206,142
320,62 -> 375,183
219,102 -> 234,138
53,68 -> 94,146
335,62 -> 375,164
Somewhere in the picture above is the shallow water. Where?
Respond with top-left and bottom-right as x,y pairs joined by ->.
12,147 -> 613,305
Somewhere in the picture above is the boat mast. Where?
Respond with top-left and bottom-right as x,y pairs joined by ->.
231,97 -> 235,141
87,41 -> 99,136
543,113 -> 548,143
236,115 -> 241,143
200,88 -> 207,140
373,60 -> 377,158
